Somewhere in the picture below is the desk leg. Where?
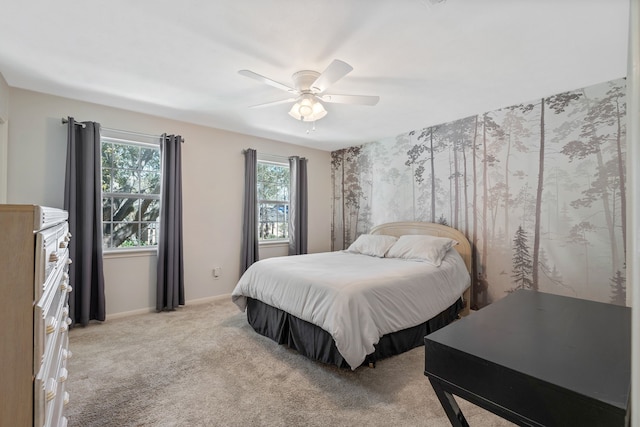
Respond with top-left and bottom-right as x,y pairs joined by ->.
428,378 -> 470,427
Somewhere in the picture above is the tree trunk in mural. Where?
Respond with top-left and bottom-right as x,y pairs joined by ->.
340,150 -> 347,249
616,118 -> 626,258
356,150 -> 366,236
342,146 -> 364,246
453,139 -> 460,229
477,112 -> 502,300
532,98 -> 545,291
611,85 -> 626,258
463,142 -> 469,235
411,162 -> 416,219
480,112 -> 506,302
481,114 -> 489,282
505,131 -> 512,244
429,130 -> 436,222
448,146 -> 453,221
595,145 -> 618,274
533,92 -> 583,290
489,184 -> 502,245
330,152 -> 339,251
471,115 -> 480,307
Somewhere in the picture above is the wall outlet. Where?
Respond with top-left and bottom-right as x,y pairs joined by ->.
213,266 -> 222,279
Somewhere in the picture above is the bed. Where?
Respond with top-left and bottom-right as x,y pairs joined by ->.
232,222 -> 472,370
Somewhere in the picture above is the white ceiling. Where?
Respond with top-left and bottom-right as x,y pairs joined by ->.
0,0 -> 629,151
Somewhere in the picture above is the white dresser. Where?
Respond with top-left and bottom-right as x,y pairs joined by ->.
0,205 -> 72,427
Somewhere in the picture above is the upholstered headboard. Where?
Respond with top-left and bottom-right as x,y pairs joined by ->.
370,221 -> 472,315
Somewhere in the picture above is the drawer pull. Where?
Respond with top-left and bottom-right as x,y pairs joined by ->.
59,241 -> 68,249
66,258 -> 73,265
45,316 -> 57,334
60,322 -> 69,333
60,282 -> 68,292
65,317 -> 72,326
64,392 -> 70,406
59,368 -> 68,382
45,378 -> 57,401
66,285 -> 73,293
49,252 -> 59,263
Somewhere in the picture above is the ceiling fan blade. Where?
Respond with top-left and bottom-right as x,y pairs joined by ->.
311,60 -> 353,93
320,94 -> 380,106
249,98 -> 297,109
238,70 -> 297,93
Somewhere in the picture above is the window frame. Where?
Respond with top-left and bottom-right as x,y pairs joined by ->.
257,157 -> 290,244
100,131 -> 163,253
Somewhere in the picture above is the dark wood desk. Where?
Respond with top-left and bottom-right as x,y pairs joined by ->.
424,290 -> 631,426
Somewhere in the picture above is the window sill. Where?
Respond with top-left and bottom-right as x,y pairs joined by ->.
103,247 -> 157,259
259,240 -> 289,247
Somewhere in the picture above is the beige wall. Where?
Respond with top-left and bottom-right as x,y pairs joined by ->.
6,87 -> 332,316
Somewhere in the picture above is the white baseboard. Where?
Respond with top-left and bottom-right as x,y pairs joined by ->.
106,293 -> 232,320
187,294 -> 231,305
107,307 -> 155,320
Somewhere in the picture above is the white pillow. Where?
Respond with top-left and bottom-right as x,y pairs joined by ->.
385,234 -> 458,266
346,234 -> 398,258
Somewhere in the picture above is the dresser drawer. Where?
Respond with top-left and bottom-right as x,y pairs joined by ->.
35,222 -> 70,301
34,313 -> 70,427
44,338 -> 69,427
34,261 -> 71,371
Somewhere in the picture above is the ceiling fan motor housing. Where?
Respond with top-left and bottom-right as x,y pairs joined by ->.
292,70 -> 321,92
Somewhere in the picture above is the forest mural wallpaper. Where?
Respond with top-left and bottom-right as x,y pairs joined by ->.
331,78 -> 626,309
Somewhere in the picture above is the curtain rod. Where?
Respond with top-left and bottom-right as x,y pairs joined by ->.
61,118 -> 184,142
61,118 -> 86,128
242,149 -> 291,162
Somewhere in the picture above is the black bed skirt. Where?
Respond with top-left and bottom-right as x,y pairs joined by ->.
246,297 -> 463,369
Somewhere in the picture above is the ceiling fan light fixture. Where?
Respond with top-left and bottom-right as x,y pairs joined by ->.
298,102 -> 313,117
288,94 -> 327,122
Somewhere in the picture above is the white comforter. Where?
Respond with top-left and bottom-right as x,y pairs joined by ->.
231,250 -> 470,369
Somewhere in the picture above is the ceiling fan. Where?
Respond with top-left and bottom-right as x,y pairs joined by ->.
238,59 -> 379,122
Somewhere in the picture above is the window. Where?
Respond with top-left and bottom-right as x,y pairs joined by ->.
257,160 -> 289,242
101,132 -> 162,250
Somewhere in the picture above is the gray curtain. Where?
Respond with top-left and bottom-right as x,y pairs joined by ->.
241,148 -> 259,274
64,116 -> 106,326
156,134 -> 185,311
288,156 -> 308,255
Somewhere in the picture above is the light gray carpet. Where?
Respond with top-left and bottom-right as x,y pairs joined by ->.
66,298 -> 514,427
